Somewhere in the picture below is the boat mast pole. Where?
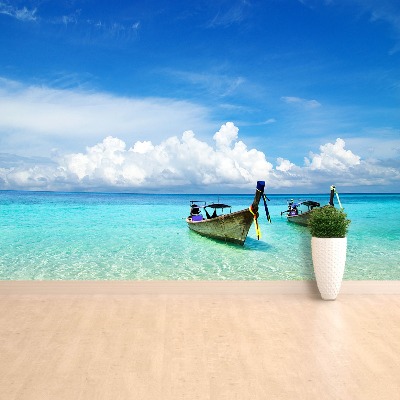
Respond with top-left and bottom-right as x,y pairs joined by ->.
329,185 -> 335,206
251,181 -> 265,214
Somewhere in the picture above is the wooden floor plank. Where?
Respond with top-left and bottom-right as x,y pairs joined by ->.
1,292 -> 400,399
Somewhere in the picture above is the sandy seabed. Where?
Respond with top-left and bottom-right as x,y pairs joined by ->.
1,280 -> 400,400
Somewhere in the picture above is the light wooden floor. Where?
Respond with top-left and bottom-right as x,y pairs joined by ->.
1,291 -> 400,399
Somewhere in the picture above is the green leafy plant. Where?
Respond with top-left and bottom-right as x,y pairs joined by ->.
308,206 -> 351,238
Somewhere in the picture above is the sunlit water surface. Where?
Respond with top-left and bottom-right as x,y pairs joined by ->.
1,191 -> 399,280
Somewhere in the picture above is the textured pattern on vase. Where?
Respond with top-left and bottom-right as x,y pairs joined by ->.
312,237 -> 347,300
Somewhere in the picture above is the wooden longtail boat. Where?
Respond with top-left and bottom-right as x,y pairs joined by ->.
186,181 -> 270,245
281,185 -> 340,226
281,200 -> 321,226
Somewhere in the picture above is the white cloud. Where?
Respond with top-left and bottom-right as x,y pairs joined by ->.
0,77 -> 213,157
166,70 -> 246,98
132,141 -> 154,154
0,3 -> 37,21
213,121 -> 238,148
0,123 -> 273,191
0,2 -> 140,39
304,138 -> 361,171
345,132 -> 400,160
207,1 -> 249,28
281,96 -> 321,109
276,158 -> 295,172
0,124 -> 398,192
263,135 -> 397,191
348,0 -> 400,54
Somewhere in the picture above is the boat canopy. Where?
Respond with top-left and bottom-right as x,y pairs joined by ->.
205,203 -> 231,209
301,200 -> 320,208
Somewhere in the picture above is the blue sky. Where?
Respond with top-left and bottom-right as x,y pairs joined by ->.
0,0 -> 399,193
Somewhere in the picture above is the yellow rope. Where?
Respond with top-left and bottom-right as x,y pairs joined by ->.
249,206 -> 261,240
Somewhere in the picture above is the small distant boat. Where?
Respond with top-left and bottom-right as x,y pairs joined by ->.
186,181 -> 271,245
281,185 -> 340,226
280,199 -> 321,226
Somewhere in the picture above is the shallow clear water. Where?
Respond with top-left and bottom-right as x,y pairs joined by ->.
0,191 -> 399,280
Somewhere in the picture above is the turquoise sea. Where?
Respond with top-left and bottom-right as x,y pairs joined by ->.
0,191 -> 399,280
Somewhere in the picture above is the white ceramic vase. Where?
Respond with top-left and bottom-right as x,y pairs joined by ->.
311,237 -> 347,300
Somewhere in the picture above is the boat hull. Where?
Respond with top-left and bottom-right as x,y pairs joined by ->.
187,208 -> 254,245
287,211 -> 311,226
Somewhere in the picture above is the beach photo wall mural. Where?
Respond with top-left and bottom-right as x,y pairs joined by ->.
0,1 -> 399,280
